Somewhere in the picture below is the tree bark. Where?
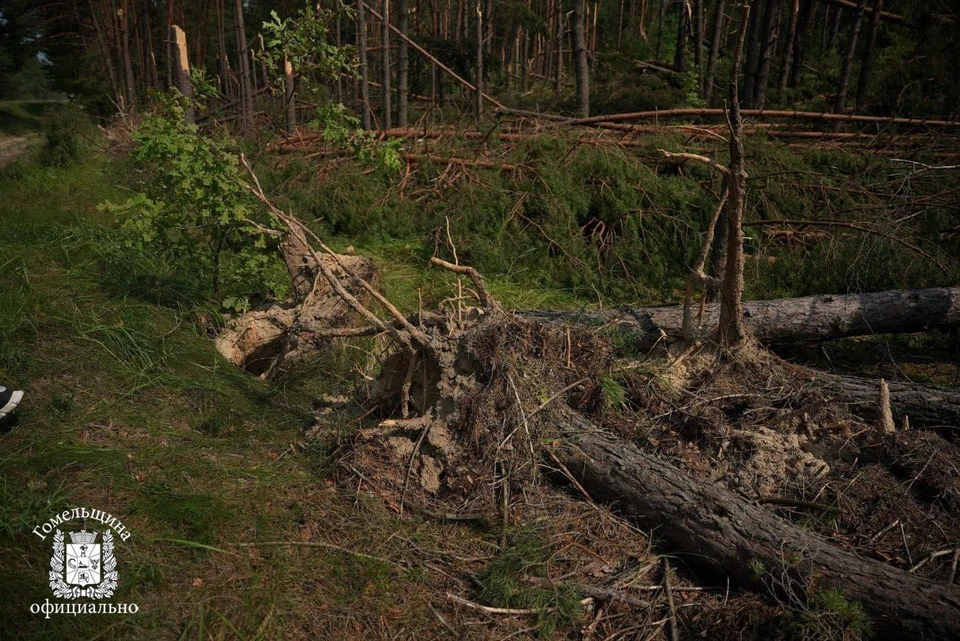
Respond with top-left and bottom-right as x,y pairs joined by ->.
778,0 -> 800,98
788,0 -> 814,87
854,0 -> 882,109
119,0 -> 137,114
752,0 -> 781,109
819,372 -> 960,431
382,0 -> 393,131
234,0 -> 254,126
170,24 -> 194,123
284,58 -> 296,133
741,0 -> 762,108
554,0 -> 563,96
834,0 -> 867,112
398,0 -> 410,126
519,286 -> 960,353
718,0 -> 750,347
703,0 -> 727,103
357,0 -> 373,130
554,411 -> 960,640
693,0 -> 704,94
476,0 -> 484,116
673,0 -> 687,73
572,0 -> 589,117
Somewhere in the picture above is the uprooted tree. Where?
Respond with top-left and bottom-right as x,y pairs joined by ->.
215,140 -> 960,640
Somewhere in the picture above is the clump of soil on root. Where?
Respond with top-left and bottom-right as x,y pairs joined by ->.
345,309 -> 612,516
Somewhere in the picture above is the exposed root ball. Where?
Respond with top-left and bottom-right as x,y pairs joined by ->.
347,310 -> 612,514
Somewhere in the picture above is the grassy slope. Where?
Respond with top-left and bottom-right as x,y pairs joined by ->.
0,153 -> 461,639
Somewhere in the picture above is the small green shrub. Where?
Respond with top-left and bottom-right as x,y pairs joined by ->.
477,526 -> 583,637
99,100 -> 288,308
782,588 -> 873,641
39,103 -> 84,167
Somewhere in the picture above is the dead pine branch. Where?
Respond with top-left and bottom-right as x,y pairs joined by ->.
239,152 -> 439,358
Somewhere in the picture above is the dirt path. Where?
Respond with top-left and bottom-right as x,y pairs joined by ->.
0,134 -> 39,167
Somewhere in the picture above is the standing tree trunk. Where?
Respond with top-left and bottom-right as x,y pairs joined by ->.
752,0 -> 781,109
234,0 -> 255,126
673,0 -> 687,72
572,0 -> 589,116
718,0 -> 750,348
741,0 -> 762,108
170,24 -> 194,123
357,0 -> 372,129
834,0 -> 867,112
693,0 -> 704,94
554,0 -> 563,97
475,0 -> 484,116
788,0 -> 814,87
284,57 -> 296,133
120,0 -> 137,114
778,0 -> 800,98
655,0 -> 665,59
703,0 -> 727,103
854,0 -> 882,109
398,0 -> 409,126
382,0 -> 393,131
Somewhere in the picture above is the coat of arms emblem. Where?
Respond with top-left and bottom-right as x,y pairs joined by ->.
49,529 -> 118,599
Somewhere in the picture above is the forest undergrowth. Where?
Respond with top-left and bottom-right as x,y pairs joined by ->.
1,111 -> 959,639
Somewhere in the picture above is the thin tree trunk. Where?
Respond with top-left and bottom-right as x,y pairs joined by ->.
357,0 -> 372,129
693,0 -> 704,93
284,57 -> 296,133
398,0 -> 409,126
703,0 -> 727,103
618,0 -> 626,47
742,0 -> 762,108
655,0 -> 665,59
234,0 -> 254,126
475,0 -> 483,116
854,0 -> 882,109
170,24 -> 194,123
335,6 -> 344,104
258,34 -> 269,92
834,0 -> 867,112
120,0 -> 136,114
554,0 -> 563,96
673,0 -> 687,72
382,0 -> 393,130
572,0 -> 589,116
89,0 -> 122,107
788,0 -> 814,87
753,0 -> 781,109
778,0 -> 800,97
718,0 -> 750,347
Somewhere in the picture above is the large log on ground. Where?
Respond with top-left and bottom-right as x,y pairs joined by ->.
520,287 -> 960,351
555,411 -> 960,640
819,372 -> 960,431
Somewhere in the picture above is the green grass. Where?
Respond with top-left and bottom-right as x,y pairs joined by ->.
0,146 -> 447,639
0,100 -> 58,135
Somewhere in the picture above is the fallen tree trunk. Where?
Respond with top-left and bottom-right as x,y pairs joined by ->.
555,410 -> 960,640
563,108 -> 960,129
520,286 -> 960,351
819,372 -> 960,431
